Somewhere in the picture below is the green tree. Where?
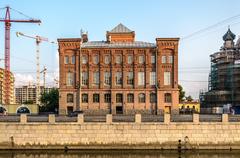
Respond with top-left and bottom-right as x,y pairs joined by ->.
186,95 -> 193,102
40,88 -> 59,113
178,84 -> 185,102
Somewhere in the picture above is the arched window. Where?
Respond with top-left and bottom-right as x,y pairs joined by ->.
127,93 -> 134,103
0,106 -> 6,114
17,107 -> 30,114
138,93 -> 145,103
165,93 -> 172,103
67,93 -> 74,103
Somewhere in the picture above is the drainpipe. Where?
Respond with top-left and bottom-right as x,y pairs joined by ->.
76,39 -> 82,111
155,46 -> 158,115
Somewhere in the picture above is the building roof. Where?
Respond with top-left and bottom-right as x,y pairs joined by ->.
109,23 -> 133,33
223,28 -> 236,41
81,41 -> 155,48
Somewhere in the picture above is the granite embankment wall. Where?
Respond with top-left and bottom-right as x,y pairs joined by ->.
0,114 -> 239,150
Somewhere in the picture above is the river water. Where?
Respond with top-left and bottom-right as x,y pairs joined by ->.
0,150 -> 239,158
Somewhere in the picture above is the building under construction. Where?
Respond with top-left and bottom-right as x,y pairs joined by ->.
200,28 -> 240,114
0,68 -> 14,104
15,85 -> 54,104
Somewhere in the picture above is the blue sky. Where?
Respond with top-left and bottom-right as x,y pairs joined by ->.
0,0 -> 240,98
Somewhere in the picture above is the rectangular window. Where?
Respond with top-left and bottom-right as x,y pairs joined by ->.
138,72 -> 145,86
162,56 -> 166,63
104,93 -> 111,103
116,55 -> 122,64
127,71 -> 134,85
81,72 -> 88,86
150,72 -> 156,85
164,72 -> 171,85
138,55 -> 145,64
82,55 -> 88,64
64,56 -> 69,64
71,56 -> 75,64
128,55 -> 133,64
104,72 -> 111,85
115,72 -> 122,85
93,71 -> 100,85
151,55 -> 156,64
104,55 -> 111,64
66,72 -> 74,86
93,55 -> 99,64
169,56 -> 173,63
93,94 -> 100,103
116,94 -> 123,103
127,93 -> 134,103
82,94 -> 88,103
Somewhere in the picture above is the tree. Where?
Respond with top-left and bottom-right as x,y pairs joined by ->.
178,84 -> 185,102
186,95 -> 193,102
39,88 -> 59,113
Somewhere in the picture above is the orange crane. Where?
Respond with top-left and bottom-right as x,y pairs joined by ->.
16,32 -> 52,105
0,6 -> 41,104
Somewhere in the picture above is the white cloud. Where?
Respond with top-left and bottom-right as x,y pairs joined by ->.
14,73 -> 35,87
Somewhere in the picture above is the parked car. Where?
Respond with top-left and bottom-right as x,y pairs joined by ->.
68,110 -> 83,117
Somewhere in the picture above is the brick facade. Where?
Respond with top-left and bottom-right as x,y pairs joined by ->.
58,24 -> 179,115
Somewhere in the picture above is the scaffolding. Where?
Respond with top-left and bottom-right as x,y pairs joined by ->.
200,49 -> 240,113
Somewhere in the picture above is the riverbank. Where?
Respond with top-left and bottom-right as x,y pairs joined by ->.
0,114 -> 239,150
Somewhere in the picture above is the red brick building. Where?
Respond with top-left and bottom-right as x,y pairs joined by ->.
58,24 -> 179,115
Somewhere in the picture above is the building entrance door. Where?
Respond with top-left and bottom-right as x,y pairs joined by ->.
67,106 -> 73,115
116,105 -> 123,114
116,93 -> 123,114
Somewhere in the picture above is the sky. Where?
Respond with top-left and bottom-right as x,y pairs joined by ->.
0,0 -> 240,99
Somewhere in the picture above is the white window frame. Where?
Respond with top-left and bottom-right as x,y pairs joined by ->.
71,55 -> 75,64
93,71 -> 100,85
150,72 -> 156,85
66,72 -> 74,86
138,72 -> 145,86
164,72 -> 171,85
64,56 -> 69,64
138,55 -> 145,64
127,71 -> 134,85
116,55 -> 122,64
169,55 -> 173,63
115,72 -> 122,85
127,55 -> 133,64
104,55 -> 111,64
151,55 -> 156,64
82,55 -> 88,64
104,72 -> 111,85
93,55 -> 99,64
81,72 -> 88,86
162,56 -> 166,64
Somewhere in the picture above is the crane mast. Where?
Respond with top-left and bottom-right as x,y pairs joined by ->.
16,32 -> 49,105
0,6 -> 41,104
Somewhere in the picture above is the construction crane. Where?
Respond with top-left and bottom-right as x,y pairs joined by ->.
40,66 -> 47,89
16,32 -> 52,105
0,6 -> 41,104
